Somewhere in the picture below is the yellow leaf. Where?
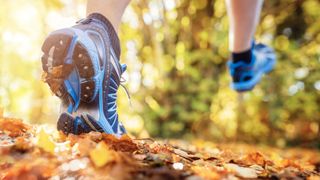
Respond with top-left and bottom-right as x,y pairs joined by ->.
89,141 -> 114,167
36,127 -> 56,154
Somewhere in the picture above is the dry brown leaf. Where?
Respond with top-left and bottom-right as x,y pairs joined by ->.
102,134 -> 138,152
174,149 -> 189,158
0,118 -> 30,137
50,65 -> 64,78
14,136 -> 33,151
45,65 -> 74,79
191,166 -> 222,180
238,151 -> 273,167
149,142 -> 172,154
308,175 -> 320,180
75,136 -> 97,156
1,159 -> 56,180
281,159 -> 302,169
41,71 -> 48,82
225,163 -> 258,179
41,65 -> 73,95
0,134 -> 15,155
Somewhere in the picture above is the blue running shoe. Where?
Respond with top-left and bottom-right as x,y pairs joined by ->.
41,13 -> 127,136
227,43 -> 276,92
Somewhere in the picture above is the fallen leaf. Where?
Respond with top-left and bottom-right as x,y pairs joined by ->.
14,136 -> 32,151
42,65 -> 74,96
225,163 -> 258,179
76,137 -> 96,156
89,141 -> 115,168
281,159 -> 302,169
308,175 -> 320,180
1,159 -> 56,180
191,166 -> 222,180
0,118 -> 30,137
174,149 -> 189,158
102,134 -> 138,152
237,152 -> 273,167
35,128 -> 55,154
0,134 -> 15,147
133,154 -> 147,161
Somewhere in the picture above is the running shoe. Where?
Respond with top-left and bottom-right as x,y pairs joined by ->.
41,13 -> 127,136
227,43 -> 276,92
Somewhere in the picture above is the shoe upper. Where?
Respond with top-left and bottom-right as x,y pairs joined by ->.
227,43 -> 276,91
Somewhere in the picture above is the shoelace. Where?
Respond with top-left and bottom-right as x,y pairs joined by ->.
120,77 -> 132,107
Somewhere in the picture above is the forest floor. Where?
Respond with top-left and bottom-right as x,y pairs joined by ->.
0,116 -> 320,180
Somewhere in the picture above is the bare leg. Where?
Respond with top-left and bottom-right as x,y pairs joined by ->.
226,0 -> 263,52
87,0 -> 131,32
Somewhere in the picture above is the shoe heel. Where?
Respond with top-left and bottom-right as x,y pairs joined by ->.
42,30 -> 97,103
41,29 -> 76,98
41,29 -> 76,72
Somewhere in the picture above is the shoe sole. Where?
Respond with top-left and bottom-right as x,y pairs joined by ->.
57,113 -> 91,135
57,113 -> 74,134
57,112 -> 105,135
41,29 -> 96,103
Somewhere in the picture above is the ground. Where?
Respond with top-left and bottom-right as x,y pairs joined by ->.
0,116 -> 320,180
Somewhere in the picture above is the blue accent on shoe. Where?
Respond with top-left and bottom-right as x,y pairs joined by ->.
96,67 -> 116,134
61,32 -> 81,113
228,43 -> 276,92
121,64 -> 127,72
67,104 -> 73,114
65,34 -> 78,65
94,63 -> 127,136
64,69 -> 81,112
74,116 -> 82,133
73,116 -> 91,134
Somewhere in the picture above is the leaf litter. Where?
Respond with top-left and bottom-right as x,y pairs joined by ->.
0,116 -> 320,180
